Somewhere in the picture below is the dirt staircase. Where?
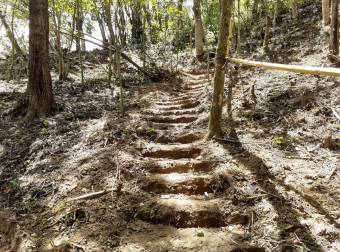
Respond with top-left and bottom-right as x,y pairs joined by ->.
117,73 -> 264,252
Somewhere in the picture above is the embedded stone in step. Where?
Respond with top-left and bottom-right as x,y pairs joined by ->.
141,173 -> 214,195
149,160 -> 217,174
156,133 -> 201,144
148,116 -> 197,124
143,145 -> 201,159
138,196 -> 226,228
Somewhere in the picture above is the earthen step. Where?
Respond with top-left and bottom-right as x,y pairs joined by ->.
155,132 -> 202,144
160,101 -> 200,111
143,145 -> 201,159
183,84 -> 205,91
118,220 -> 256,252
146,116 -> 198,124
138,196 -> 226,228
145,108 -> 198,116
155,98 -> 198,106
148,160 -> 217,174
141,173 -> 215,195
149,122 -> 188,131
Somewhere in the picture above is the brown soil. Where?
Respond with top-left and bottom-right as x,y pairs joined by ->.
0,3 -> 339,249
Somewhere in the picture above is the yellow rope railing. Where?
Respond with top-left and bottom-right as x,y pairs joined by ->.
229,58 -> 340,78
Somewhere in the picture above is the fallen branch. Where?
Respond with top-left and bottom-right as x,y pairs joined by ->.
68,189 -> 114,202
229,57 -> 340,78
58,30 -> 156,80
331,108 -> 340,121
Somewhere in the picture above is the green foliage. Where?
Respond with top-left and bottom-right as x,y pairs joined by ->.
196,232 -> 205,237
147,127 -> 157,133
274,136 -> 286,147
9,179 -> 21,191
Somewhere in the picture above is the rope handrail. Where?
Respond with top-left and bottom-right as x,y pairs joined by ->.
228,57 -> 340,78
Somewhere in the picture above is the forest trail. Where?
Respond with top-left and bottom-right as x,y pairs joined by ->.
117,73 -> 262,252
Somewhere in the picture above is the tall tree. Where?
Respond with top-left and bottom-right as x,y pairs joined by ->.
0,11 -> 23,56
26,0 -> 55,120
131,1 -> 143,45
207,0 -> 234,139
323,0 -> 330,26
193,0 -> 205,59
330,0 -> 339,55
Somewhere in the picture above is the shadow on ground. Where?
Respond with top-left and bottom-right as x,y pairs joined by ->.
219,129 -> 325,252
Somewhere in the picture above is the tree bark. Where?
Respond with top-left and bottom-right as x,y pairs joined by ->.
131,1 -> 143,45
263,12 -> 270,52
0,11 -> 23,56
193,0 -> 205,59
330,0 -> 339,55
292,0 -> 298,21
103,1 -> 115,45
76,0 -> 85,86
207,0 -> 234,139
26,0 -> 55,120
323,0 -> 330,26
97,13 -> 108,47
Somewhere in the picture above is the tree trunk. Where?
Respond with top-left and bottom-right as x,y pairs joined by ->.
76,1 -> 85,52
52,0 -> 68,81
26,0 -> 55,120
236,0 -> 241,56
131,1 -> 143,45
292,0 -> 298,21
0,11 -> 23,56
323,0 -> 331,26
263,13 -> 270,52
193,0 -> 205,59
117,0 -> 127,46
103,1 -> 115,45
330,0 -> 339,55
207,0 -> 234,139
97,14 -> 108,46
76,0 -> 85,86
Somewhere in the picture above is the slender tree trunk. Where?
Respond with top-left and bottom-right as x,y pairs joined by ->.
0,11 -> 23,56
67,6 -> 76,52
193,0 -> 205,59
236,0 -> 241,56
252,0 -> 259,24
52,0 -> 67,81
207,0 -> 234,139
97,14 -> 108,46
131,1 -> 143,45
323,0 -> 330,26
292,0 -> 298,21
76,0 -> 84,86
26,0 -> 55,120
330,0 -> 339,55
118,0 -> 127,46
273,0 -> 278,31
10,1 -> 17,80
263,13 -> 270,52
75,0 -> 85,52
226,18 -> 233,56
103,2 -> 115,45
